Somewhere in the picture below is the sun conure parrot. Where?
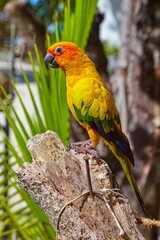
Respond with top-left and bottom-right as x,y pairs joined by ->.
44,42 -> 148,216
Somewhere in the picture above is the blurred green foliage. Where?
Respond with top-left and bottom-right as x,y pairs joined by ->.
102,41 -> 119,57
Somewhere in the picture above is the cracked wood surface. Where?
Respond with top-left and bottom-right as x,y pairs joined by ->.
16,131 -> 145,240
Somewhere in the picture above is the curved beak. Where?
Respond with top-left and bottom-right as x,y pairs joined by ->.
44,53 -> 59,69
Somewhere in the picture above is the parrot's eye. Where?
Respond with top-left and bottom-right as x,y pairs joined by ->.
55,46 -> 64,55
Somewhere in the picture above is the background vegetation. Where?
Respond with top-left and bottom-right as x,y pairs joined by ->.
0,0 -> 98,239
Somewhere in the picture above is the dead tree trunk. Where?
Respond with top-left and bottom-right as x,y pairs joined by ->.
16,131 -> 145,240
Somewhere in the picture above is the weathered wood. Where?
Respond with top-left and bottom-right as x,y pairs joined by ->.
16,131 -> 144,240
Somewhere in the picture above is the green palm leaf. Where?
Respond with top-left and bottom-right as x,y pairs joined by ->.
0,0 -> 98,238
0,136 -> 55,239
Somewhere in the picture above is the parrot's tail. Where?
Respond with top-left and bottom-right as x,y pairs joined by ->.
106,142 -> 149,217
121,158 -> 149,217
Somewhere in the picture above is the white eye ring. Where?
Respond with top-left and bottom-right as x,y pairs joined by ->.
55,46 -> 64,55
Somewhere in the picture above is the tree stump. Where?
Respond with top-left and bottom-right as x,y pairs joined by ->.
16,131 -> 145,240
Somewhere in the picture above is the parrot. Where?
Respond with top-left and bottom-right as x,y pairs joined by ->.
44,42 -> 148,216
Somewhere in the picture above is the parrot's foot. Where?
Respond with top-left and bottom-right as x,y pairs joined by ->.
67,139 -> 99,159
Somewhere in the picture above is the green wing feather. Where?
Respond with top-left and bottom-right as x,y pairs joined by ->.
71,78 -> 120,132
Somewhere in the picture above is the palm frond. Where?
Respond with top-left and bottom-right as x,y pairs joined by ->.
0,0 -> 98,238
0,137 -> 55,239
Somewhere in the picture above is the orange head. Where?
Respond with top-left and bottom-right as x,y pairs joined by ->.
44,42 -> 84,72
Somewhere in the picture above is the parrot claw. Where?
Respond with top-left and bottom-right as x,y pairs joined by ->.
67,139 -> 92,149
67,139 -> 99,159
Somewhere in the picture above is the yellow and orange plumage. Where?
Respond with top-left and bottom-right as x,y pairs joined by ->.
44,42 -> 148,216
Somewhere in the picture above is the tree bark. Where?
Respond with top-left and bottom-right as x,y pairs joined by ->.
111,0 -> 160,239
16,131 -> 145,240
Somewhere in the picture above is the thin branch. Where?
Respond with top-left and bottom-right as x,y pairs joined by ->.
136,218 -> 160,228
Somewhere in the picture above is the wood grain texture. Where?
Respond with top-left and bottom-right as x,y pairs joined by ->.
16,131 -> 144,240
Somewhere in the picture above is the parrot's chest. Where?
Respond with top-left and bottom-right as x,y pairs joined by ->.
66,82 -> 77,117
66,88 -> 74,112
66,78 -> 84,125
